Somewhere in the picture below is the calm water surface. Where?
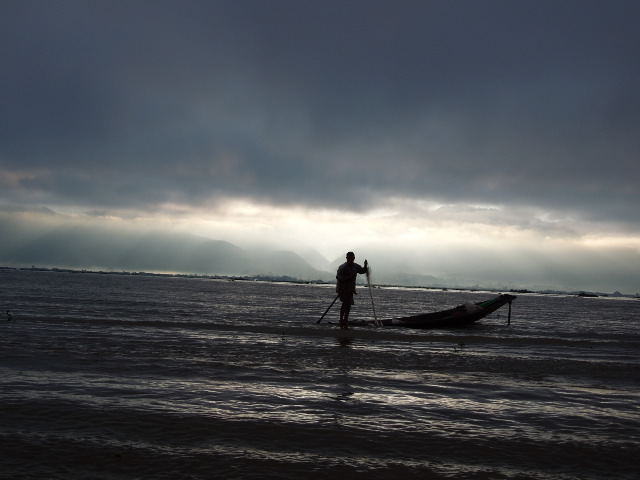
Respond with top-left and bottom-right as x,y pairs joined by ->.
1,270 -> 638,479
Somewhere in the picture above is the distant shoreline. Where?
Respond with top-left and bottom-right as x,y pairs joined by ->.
2,265 -> 637,299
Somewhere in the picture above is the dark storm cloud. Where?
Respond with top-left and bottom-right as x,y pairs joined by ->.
2,1 -> 639,221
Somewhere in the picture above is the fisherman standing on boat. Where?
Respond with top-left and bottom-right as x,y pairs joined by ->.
336,252 -> 368,329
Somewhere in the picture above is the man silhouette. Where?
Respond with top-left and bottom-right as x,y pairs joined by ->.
335,252 -> 368,329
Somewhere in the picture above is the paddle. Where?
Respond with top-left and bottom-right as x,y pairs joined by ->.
317,294 -> 339,323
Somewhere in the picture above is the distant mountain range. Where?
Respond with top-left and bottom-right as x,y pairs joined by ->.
3,205 -> 635,295
0,206 -> 452,286
0,219 -> 328,281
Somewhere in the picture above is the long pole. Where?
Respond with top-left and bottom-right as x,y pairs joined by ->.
366,264 -> 380,326
317,294 -> 339,324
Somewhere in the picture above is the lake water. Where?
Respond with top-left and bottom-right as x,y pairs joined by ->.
1,270 -> 638,479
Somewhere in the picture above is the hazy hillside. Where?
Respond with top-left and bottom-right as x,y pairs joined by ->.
0,207 -> 332,280
10,205 -> 631,292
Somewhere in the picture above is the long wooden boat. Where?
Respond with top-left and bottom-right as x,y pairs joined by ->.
347,293 -> 516,329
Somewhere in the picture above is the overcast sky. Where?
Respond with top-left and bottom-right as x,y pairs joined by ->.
1,1 -> 639,293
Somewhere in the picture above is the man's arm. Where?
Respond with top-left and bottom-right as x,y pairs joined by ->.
357,260 -> 369,275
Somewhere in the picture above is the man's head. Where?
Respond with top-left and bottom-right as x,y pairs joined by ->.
346,252 -> 355,263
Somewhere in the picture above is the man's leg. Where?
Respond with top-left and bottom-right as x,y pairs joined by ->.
341,303 -> 351,329
340,302 -> 351,329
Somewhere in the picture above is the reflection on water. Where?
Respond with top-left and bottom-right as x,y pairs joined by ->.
336,335 -> 354,348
